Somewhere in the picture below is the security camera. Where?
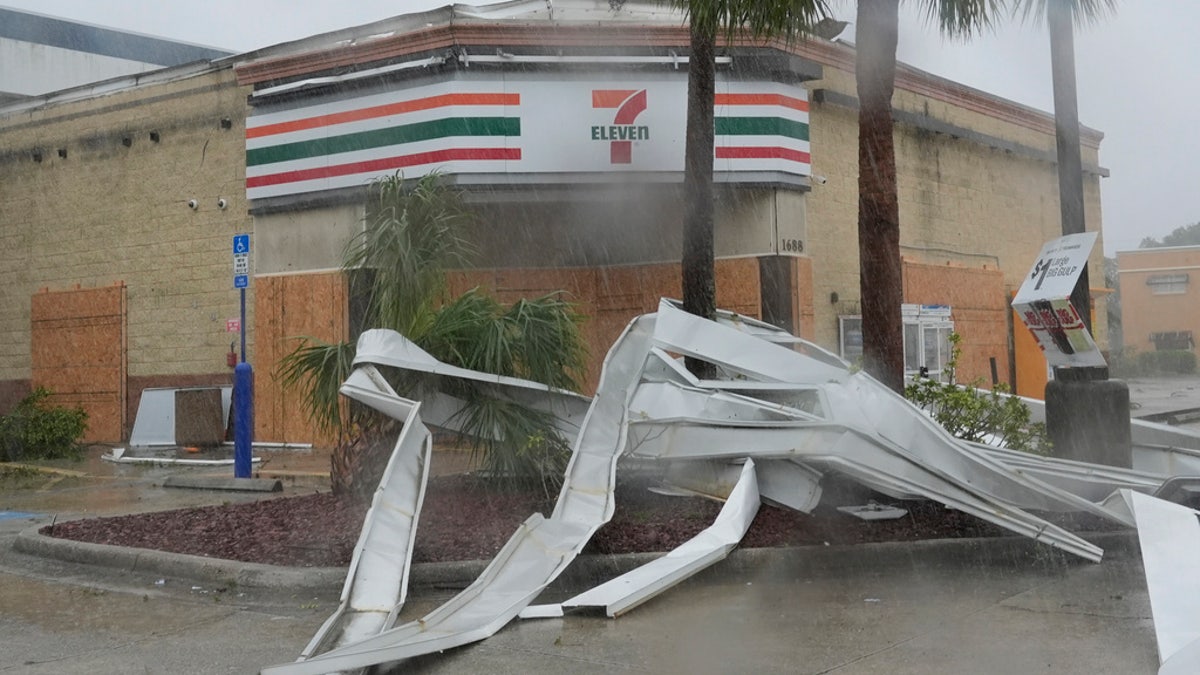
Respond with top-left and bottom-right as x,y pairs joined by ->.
813,175 -> 828,185
187,199 -> 199,210
217,198 -> 228,210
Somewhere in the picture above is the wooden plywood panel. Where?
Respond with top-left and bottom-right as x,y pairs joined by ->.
795,256 -> 816,340
902,262 -> 1009,387
30,284 -> 126,443
714,257 -> 762,319
254,272 -> 348,446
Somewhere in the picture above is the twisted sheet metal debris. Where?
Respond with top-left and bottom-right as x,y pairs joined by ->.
1121,490 -> 1200,674
295,366 -> 431,660
263,314 -> 654,675
266,299 -> 1200,674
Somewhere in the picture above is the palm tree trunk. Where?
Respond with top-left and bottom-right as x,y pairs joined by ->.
856,0 -> 905,392
682,22 -> 717,377
1048,0 -> 1092,333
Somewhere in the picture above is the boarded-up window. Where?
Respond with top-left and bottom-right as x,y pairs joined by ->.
31,284 -> 127,443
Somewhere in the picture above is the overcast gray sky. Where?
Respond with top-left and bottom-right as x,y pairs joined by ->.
4,0 -> 1193,255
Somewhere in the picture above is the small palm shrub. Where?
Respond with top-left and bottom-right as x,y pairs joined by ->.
278,173 -> 587,500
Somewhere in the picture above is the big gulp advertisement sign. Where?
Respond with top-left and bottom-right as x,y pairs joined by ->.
246,74 -> 811,200
1012,232 -> 1106,368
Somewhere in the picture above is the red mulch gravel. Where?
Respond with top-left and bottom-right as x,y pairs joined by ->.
42,474 -> 1120,568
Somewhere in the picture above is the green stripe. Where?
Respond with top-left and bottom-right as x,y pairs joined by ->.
247,117 -> 520,166
715,117 -> 809,142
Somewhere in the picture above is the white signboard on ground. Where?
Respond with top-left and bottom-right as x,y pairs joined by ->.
1012,232 -> 1105,368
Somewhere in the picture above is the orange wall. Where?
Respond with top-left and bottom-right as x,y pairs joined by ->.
902,261 -> 1009,387
253,258 -> 810,443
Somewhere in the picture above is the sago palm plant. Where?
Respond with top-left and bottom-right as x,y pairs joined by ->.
277,172 -> 586,500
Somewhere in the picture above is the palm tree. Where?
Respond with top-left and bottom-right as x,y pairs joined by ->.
666,2 -> 994,388
855,1 -> 1009,393
669,1 -> 831,375
277,173 -> 587,500
1027,0 -> 1117,334
856,0 -> 1114,393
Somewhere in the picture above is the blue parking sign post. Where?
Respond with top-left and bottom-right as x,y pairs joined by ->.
232,235 -> 253,478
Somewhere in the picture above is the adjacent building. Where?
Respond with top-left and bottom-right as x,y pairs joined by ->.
1118,246 -> 1200,357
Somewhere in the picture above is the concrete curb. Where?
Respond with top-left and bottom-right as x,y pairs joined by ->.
14,525 -> 1141,593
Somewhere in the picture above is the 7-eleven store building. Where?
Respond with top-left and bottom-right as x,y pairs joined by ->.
242,24 -> 820,444
235,2 -> 1106,445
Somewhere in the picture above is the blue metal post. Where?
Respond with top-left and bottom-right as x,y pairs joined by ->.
240,287 -> 247,364
234,361 -> 253,478
234,287 -> 253,478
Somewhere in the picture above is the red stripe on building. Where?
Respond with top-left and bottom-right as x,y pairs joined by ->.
715,146 -> 811,163
714,93 -> 809,113
247,93 -> 520,139
246,148 -> 521,188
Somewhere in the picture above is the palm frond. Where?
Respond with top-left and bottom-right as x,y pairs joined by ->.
504,293 -> 588,391
449,393 -> 570,496
664,0 -> 833,43
343,172 -> 476,337
919,0 -> 1006,38
421,289 -> 587,391
275,338 -> 357,435
1014,0 -> 1119,27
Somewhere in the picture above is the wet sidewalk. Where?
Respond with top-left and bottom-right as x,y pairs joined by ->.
0,442 -> 478,528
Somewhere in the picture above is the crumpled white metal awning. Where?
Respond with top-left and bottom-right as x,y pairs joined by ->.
266,298 -> 1200,674
555,458 -> 760,618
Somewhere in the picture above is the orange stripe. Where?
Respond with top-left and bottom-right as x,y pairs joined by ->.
247,93 -> 520,139
592,90 -> 637,108
714,93 -> 809,112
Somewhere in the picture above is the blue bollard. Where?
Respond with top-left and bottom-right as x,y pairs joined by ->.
234,361 -> 254,478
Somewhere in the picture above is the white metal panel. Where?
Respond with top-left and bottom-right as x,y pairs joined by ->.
1122,490 -> 1200,671
559,459 -> 760,617
128,386 -> 233,447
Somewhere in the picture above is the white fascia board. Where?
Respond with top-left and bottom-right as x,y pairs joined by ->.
353,328 -> 591,433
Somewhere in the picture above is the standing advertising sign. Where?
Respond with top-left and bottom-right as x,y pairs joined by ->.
1012,232 -> 1105,368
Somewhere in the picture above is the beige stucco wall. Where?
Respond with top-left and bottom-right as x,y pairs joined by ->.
0,68 -> 253,380
803,64 -> 1108,353
255,204 -> 361,275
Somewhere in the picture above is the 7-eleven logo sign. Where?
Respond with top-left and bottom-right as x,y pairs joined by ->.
590,89 -> 649,164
